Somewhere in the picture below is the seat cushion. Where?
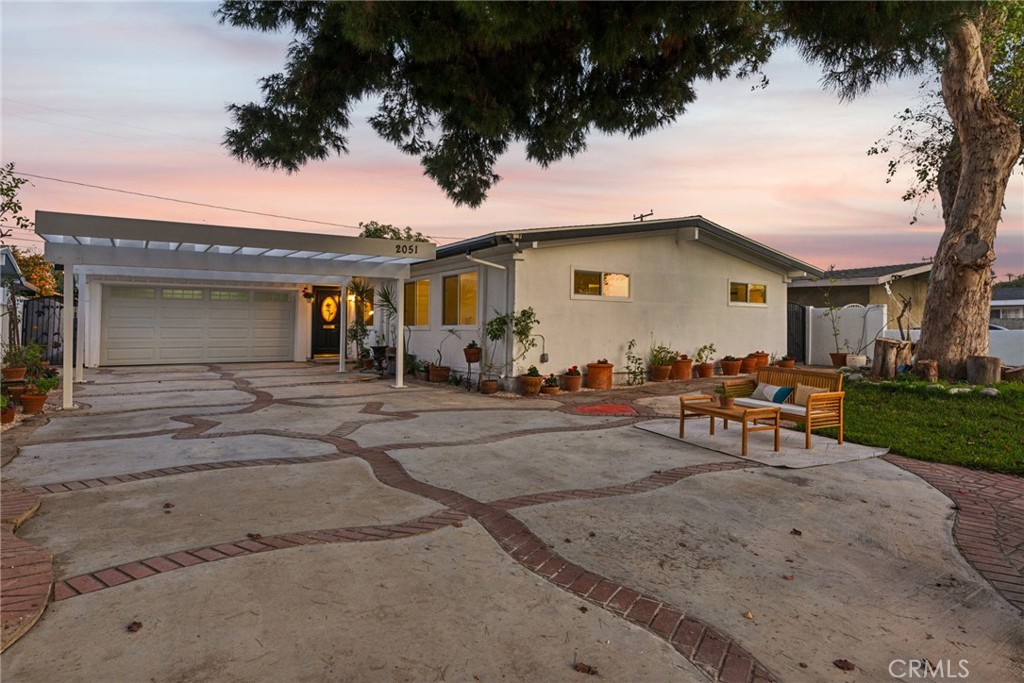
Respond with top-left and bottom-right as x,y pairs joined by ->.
735,397 -> 808,417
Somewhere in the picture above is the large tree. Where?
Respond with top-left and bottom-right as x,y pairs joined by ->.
218,1 -> 1020,378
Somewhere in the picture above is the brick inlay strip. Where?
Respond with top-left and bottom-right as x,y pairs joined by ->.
1,524 -> 52,653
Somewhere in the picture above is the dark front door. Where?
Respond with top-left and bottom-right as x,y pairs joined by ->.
311,287 -> 342,356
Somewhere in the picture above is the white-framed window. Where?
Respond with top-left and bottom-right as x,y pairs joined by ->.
161,288 -> 204,300
729,281 -> 767,306
571,268 -> 631,300
404,279 -> 430,326
442,271 -> 477,326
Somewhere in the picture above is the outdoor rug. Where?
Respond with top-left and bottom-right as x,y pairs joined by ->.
635,418 -> 889,469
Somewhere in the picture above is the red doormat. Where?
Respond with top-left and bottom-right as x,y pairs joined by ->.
570,404 -> 637,416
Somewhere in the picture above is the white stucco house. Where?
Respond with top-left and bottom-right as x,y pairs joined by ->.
402,216 -> 822,384
37,211 -> 821,403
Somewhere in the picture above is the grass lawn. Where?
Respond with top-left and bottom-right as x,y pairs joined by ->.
818,379 -> 1023,475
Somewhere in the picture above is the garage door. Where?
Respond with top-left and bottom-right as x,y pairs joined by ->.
101,285 -> 295,365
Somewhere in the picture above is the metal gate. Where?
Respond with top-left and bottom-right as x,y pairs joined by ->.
786,302 -> 807,363
21,296 -> 68,364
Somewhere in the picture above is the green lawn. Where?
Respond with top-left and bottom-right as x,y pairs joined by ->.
817,379 -> 1024,475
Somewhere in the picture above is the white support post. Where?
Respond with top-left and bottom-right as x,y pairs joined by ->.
338,279 -> 350,373
62,264 -> 74,409
75,271 -> 86,383
391,277 -> 405,388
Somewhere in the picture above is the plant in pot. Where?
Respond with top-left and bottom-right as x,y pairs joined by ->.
694,343 -> 716,377
21,375 -> 58,414
482,308 -> 540,393
562,365 -> 582,392
586,358 -> 614,390
347,278 -> 374,364
540,373 -> 560,395
648,343 -> 675,382
429,328 -> 460,383
375,282 -> 400,353
1,393 -> 15,424
414,359 -> 430,381
777,354 -> 796,368
739,354 -> 758,374
2,343 -> 40,382
625,339 -> 646,386
519,365 -> 544,395
670,353 -> 693,380
714,386 -> 736,409
750,350 -> 770,368
815,266 -> 848,367
463,339 -> 481,364
719,355 -> 742,376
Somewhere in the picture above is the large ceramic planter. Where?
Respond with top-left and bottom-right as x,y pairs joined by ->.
1,367 -> 27,382
695,362 -> 714,378
720,359 -> 743,376
480,379 -> 499,394
539,385 -> 560,396
670,358 -> 693,380
829,352 -> 848,368
428,365 -> 451,383
650,365 -> 672,382
1,406 -> 15,424
20,393 -> 47,414
739,356 -> 758,374
463,347 -> 481,364
586,363 -> 614,390
519,375 -> 543,395
562,374 -> 582,392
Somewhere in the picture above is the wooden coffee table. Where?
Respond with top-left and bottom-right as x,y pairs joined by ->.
679,395 -> 781,457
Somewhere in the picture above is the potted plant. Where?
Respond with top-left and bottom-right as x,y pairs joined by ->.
648,344 -> 675,382
777,354 -> 796,368
481,308 -> 540,391
480,377 -> 500,394
429,328 -> 460,383
739,354 -> 758,374
463,340 -> 481,364
586,358 -> 614,390
1,393 -> 14,424
816,266 -> 848,367
714,386 -> 736,409
519,365 -> 544,395
562,365 -> 582,392
720,355 -> 742,376
414,359 -> 430,381
375,282 -> 400,353
694,343 -> 716,378
21,375 -> 58,414
540,373 -> 560,395
670,353 -> 693,380
300,286 -> 315,302
2,343 -> 39,382
750,350 -> 770,368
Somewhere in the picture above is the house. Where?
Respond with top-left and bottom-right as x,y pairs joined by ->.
0,246 -> 40,348
991,287 -> 1024,329
787,262 -> 932,328
403,216 -> 821,383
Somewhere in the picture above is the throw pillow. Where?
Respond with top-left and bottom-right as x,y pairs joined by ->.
752,383 -> 780,401
794,384 -> 826,405
771,386 -> 794,404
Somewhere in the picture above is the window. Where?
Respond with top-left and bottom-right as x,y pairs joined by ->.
729,281 -> 767,305
161,288 -> 203,300
254,291 -> 293,303
210,290 -> 250,301
572,269 -> 630,300
404,280 -> 430,326
109,286 -> 154,298
442,272 -> 477,325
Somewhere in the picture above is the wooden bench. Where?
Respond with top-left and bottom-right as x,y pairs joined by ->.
719,367 -> 845,449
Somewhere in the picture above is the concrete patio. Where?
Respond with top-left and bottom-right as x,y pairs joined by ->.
1,363 -> 1021,682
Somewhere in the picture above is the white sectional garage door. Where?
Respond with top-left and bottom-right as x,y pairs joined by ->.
101,285 -> 295,365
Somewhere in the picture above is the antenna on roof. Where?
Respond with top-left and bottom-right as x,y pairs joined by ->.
633,210 -> 653,222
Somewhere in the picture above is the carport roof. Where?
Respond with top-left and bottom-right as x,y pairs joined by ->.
37,211 -> 436,282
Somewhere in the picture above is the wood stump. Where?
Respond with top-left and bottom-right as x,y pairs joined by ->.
914,360 -> 939,383
966,356 -> 1001,385
871,338 -> 913,379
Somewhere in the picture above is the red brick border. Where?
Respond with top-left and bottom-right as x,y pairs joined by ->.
0,524 -> 52,653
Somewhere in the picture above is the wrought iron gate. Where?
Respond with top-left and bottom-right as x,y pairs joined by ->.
21,296 -> 69,364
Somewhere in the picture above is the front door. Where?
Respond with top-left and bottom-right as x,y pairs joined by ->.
311,287 -> 342,356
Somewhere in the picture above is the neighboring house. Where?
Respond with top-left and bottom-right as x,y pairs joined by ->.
787,262 -> 932,328
991,287 -> 1024,329
403,216 -> 821,382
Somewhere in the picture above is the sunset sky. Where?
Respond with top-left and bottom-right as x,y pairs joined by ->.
3,1 -> 1022,279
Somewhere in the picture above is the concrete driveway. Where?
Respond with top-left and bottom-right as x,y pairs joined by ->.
1,363 -> 1021,682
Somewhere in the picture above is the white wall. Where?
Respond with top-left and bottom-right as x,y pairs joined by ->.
881,329 -> 1024,366
806,304 -> 888,366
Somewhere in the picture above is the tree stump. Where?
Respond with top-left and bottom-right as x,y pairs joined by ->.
871,338 -> 914,379
1002,366 -> 1024,383
966,356 -> 1001,385
914,360 -> 939,383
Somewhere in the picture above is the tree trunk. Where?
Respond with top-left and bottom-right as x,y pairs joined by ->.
915,18 -> 1023,379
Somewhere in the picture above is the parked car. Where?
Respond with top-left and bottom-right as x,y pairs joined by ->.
989,323 -> 1009,330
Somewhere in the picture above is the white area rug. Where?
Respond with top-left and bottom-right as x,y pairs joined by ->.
635,418 -> 888,469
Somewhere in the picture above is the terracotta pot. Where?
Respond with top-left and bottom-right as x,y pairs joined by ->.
829,352 -> 848,368
777,359 -> 796,368
20,393 -> 47,414
1,406 -> 15,424
1,367 -> 27,382
650,365 -> 672,382
519,375 -> 544,395
739,356 -> 758,374
479,379 -> 499,394
720,359 -> 743,376
695,363 -> 715,378
718,396 -> 736,409
586,363 -> 614,390
362,358 -> 374,369
562,374 -> 582,392
539,385 -> 560,395
463,347 -> 482,364
414,369 -> 429,381
670,358 -> 693,380
428,365 -> 451,383
751,352 -> 770,368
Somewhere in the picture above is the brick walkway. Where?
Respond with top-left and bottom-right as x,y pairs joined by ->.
2,366 -> 1021,680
